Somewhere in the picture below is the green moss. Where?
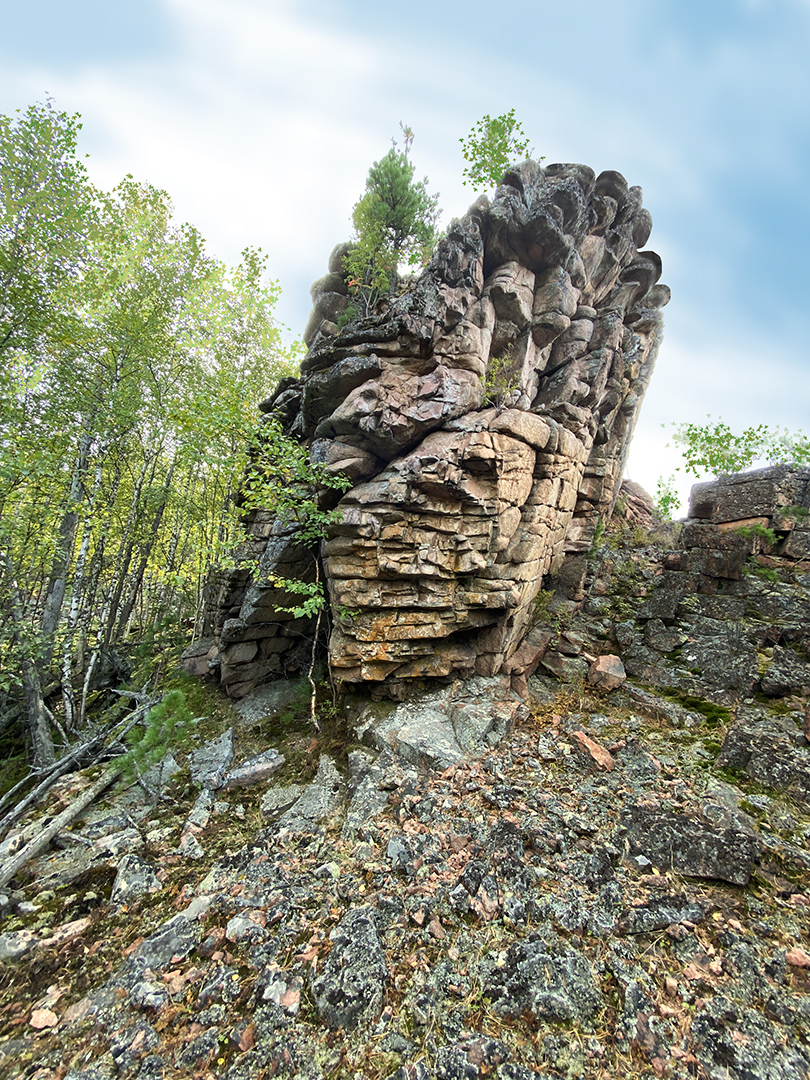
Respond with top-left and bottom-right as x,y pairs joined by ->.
658,688 -> 731,727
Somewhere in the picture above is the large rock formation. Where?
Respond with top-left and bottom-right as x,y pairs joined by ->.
207,161 -> 669,699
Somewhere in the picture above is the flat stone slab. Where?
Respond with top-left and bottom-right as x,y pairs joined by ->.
350,676 -> 522,771
273,757 -> 345,835
111,855 -> 161,906
189,730 -> 234,789
233,680 -> 305,725
310,906 -> 388,1030
621,802 -> 761,885
221,748 -> 285,790
260,784 -> 306,821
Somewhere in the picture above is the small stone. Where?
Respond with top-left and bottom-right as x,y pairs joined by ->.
185,788 -> 214,830
226,911 -> 266,944
387,837 -> 411,871
189,729 -> 234,789
0,929 -> 36,961
785,946 -> 810,968
131,980 -> 169,1011
111,855 -> 161,906
314,861 -> 340,880
261,784 -> 305,821
38,917 -> 92,949
221,748 -> 285,790
29,1008 -> 58,1029
587,654 -> 626,690
179,833 -> 205,860
571,731 -> 614,770
262,973 -> 302,1014
428,917 -> 446,940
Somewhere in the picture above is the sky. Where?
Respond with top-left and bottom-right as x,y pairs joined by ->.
2,0 -> 809,513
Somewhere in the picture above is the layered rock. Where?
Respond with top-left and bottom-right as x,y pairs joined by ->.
208,161 -> 668,698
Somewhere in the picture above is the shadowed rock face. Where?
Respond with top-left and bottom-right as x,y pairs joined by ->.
208,161 -> 668,699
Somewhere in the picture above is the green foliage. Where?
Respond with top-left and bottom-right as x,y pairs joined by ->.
116,689 -> 196,781
655,474 -> 680,520
335,302 -> 358,330
484,346 -> 521,408
267,577 -> 325,619
0,99 -> 305,751
659,688 -> 731,727
530,589 -> 567,633
777,505 -> 809,525
751,564 -> 779,582
241,414 -> 351,545
668,417 -> 810,478
735,523 -> 778,546
0,99 -> 96,373
346,125 -> 439,315
459,110 -> 537,192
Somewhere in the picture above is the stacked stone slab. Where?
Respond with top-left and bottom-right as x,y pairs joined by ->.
207,161 -> 668,698
689,464 -> 810,561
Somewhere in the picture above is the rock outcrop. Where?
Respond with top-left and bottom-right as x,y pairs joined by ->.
4,472 -> 810,1080
206,161 -> 668,699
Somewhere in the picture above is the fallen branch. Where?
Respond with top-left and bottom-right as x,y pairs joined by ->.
0,702 -> 154,841
0,763 -> 124,890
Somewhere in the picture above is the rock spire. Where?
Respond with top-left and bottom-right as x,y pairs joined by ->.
206,161 -> 668,699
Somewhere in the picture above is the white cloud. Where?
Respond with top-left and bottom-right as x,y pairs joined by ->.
1,0 -> 807,496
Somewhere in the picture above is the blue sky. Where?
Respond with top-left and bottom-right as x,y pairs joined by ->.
2,0 -> 809,510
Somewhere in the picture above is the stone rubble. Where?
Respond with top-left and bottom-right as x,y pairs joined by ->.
3,600 -> 810,1080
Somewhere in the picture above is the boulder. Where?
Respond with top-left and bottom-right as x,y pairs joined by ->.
310,907 -> 388,1030
587,654 -> 626,689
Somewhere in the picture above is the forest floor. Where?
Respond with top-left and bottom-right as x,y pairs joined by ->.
0,663 -> 808,1080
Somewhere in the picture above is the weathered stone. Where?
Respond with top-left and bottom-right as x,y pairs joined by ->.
310,907 -> 388,1030
717,713 -> 810,809
691,997 -> 810,1080
349,677 -> 519,770
185,787 -> 213,830
689,465 -> 810,525
761,645 -> 810,697
209,161 -> 666,699
131,913 -> 204,971
621,803 -> 761,885
618,895 -> 707,934
540,651 -> 589,683
587,654 -> 626,689
486,937 -> 603,1020
234,679 -> 305,724
260,783 -> 305,821
221,748 -> 285,790
111,855 -> 161,906
275,756 -> 345,834
179,637 -> 218,676
189,730 -> 234,789
0,929 -> 36,962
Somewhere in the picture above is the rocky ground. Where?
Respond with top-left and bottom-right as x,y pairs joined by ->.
1,522 -> 809,1080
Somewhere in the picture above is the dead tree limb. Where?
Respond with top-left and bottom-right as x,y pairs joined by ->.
0,763 -> 123,890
